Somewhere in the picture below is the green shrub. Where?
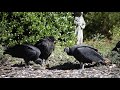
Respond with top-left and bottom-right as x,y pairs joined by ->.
0,12 -> 120,47
0,12 -> 75,47
106,50 -> 120,67
84,12 -> 120,40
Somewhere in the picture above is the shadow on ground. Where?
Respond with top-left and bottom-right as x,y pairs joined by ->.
11,63 -> 34,67
47,62 -> 97,70
11,62 -> 98,70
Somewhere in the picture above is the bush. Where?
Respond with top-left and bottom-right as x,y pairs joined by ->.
0,45 -> 7,65
0,12 -> 75,47
84,12 -> 120,40
106,50 -> 120,67
0,12 -> 120,47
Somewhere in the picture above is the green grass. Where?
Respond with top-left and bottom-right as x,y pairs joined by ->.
84,39 -> 113,57
46,45 -> 78,68
0,26 -> 120,67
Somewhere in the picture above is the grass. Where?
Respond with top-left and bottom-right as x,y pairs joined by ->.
0,27 -> 120,68
0,38 -> 119,68
84,39 -> 112,57
46,45 -> 78,68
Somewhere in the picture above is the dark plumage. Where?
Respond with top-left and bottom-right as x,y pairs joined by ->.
64,44 -> 106,69
3,44 -> 42,65
112,41 -> 120,52
34,36 -> 56,63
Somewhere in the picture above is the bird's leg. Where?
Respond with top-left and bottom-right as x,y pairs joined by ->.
39,59 -> 46,69
19,61 -> 25,67
42,59 -> 46,67
96,62 -> 102,67
20,61 -> 23,65
24,60 -> 30,68
82,63 -> 85,70
79,62 -> 84,74
18,61 -> 23,66
79,62 -> 84,69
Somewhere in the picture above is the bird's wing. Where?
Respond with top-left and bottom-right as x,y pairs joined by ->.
34,39 -> 45,46
76,47 -> 104,62
73,44 -> 98,52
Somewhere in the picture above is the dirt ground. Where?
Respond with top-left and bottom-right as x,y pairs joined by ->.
0,56 -> 120,78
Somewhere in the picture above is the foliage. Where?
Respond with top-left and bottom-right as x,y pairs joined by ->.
0,12 -> 120,47
0,12 -> 75,47
0,45 -> 4,55
106,50 -> 120,67
84,12 -> 120,40
0,45 -> 6,64
84,39 -> 112,57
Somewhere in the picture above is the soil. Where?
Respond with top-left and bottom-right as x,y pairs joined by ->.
0,57 -> 120,78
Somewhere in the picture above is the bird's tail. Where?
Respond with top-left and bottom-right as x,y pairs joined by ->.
99,58 -> 111,65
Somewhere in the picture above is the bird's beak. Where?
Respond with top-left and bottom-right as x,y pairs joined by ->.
64,47 -> 68,52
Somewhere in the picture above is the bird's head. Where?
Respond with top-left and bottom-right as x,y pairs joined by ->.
64,47 -> 70,54
47,36 -> 56,43
64,47 -> 74,56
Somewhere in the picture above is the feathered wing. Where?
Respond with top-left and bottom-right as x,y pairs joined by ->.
72,44 -> 98,52
34,36 -> 55,60
24,44 -> 40,54
36,41 -> 52,60
35,39 -> 45,46
75,47 -> 104,63
42,41 -> 54,57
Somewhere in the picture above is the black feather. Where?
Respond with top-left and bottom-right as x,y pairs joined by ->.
112,41 -> 120,52
34,36 -> 55,62
64,44 -> 105,65
3,44 -> 42,65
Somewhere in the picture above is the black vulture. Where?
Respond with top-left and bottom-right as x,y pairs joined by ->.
34,36 -> 56,64
112,41 -> 120,52
64,44 -> 106,69
3,44 -> 42,65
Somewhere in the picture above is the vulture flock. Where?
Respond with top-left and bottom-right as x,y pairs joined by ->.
3,36 -> 119,69
1,13 -> 119,71
3,36 -> 56,66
